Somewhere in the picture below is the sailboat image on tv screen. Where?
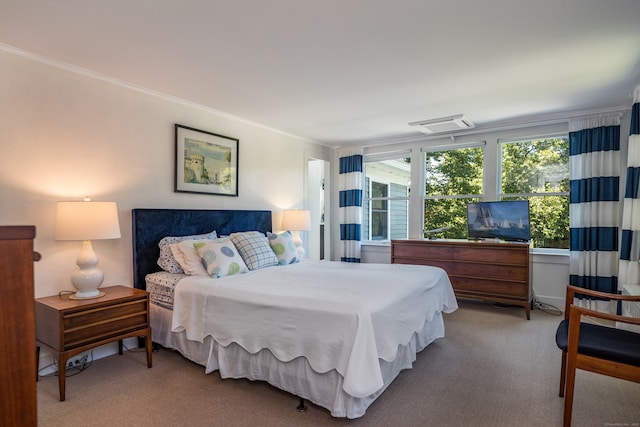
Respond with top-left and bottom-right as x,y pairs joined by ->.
474,204 -> 496,229
467,201 -> 530,242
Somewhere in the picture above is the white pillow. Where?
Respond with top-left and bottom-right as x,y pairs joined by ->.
266,231 -> 300,265
157,230 -> 217,273
169,239 -> 210,276
229,231 -> 279,270
194,238 -> 249,278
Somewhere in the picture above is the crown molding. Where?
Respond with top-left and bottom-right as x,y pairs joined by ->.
0,42 -> 322,145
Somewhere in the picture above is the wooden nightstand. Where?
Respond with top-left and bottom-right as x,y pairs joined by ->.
35,285 -> 152,401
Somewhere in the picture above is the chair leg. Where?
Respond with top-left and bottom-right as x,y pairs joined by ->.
563,356 -> 577,427
559,350 -> 567,397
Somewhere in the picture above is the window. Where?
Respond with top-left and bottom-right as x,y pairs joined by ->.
362,127 -> 570,250
363,158 -> 410,241
370,182 -> 389,240
423,145 -> 484,239
500,136 -> 569,248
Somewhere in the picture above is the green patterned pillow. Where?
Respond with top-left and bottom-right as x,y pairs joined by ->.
266,231 -> 300,265
194,238 -> 248,278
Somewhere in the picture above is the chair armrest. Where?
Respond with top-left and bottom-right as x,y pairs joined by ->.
570,305 -> 640,327
566,285 -> 640,302
564,285 -> 640,320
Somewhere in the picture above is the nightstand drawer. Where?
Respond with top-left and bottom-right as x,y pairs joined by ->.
64,299 -> 148,349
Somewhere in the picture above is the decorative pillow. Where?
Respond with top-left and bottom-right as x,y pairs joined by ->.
229,231 -> 279,270
194,238 -> 249,278
266,231 -> 300,265
169,239 -> 211,276
157,230 -> 217,273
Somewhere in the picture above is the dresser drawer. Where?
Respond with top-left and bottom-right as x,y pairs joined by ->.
392,243 -> 453,260
454,247 -> 528,264
393,257 -> 453,273
453,276 -> 529,298
452,262 -> 528,282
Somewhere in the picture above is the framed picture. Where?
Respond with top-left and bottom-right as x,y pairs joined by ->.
175,124 -> 239,196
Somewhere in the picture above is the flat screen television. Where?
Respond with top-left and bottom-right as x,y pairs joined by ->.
467,200 -> 530,242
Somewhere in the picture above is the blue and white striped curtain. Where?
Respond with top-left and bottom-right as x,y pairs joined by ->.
619,85 -> 640,287
338,148 -> 363,263
569,113 -> 621,309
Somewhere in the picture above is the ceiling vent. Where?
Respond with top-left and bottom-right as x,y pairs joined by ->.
409,114 -> 475,134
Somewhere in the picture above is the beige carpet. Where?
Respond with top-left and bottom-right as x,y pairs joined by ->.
37,300 -> 640,426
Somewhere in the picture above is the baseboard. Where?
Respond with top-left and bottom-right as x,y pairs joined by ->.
38,337 -> 139,377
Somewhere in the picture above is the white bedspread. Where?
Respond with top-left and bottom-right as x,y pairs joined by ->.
172,261 -> 457,398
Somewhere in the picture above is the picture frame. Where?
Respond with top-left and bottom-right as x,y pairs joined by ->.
175,124 -> 239,196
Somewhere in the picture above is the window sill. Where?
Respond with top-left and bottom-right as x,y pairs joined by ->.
362,241 -> 391,246
531,248 -> 569,256
362,241 -> 569,255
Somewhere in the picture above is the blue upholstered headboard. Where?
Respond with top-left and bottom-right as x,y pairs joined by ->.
131,208 -> 273,290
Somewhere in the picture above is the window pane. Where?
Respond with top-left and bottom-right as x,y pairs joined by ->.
501,137 -> 569,249
372,199 -> 387,210
423,146 -> 483,239
425,146 -> 483,196
364,158 -> 410,241
371,211 -> 388,240
528,195 -> 569,249
501,137 -> 569,194
371,181 -> 388,198
424,198 -> 479,239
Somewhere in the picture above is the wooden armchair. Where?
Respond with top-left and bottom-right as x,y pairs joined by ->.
555,285 -> 640,427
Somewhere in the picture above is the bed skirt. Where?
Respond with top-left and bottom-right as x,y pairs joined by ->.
150,304 -> 445,418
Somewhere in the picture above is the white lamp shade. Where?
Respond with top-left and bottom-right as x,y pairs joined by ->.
55,201 -> 121,241
55,201 -> 120,299
281,209 -> 311,231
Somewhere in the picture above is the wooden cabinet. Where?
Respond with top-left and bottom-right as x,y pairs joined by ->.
35,285 -> 152,401
392,239 -> 532,319
0,226 -> 37,427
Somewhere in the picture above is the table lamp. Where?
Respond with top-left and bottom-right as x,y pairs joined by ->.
55,200 -> 121,299
281,209 -> 310,258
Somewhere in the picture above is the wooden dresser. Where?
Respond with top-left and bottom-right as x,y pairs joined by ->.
392,239 -> 532,319
0,226 -> 37,426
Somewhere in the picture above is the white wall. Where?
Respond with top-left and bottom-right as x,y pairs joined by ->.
1,48 -> 332,368
0,49 -> 330,298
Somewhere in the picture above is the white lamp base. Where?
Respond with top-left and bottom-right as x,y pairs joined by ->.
69,290 -> 106,300
70,240 -> 105,299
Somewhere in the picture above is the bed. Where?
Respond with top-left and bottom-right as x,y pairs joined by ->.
132,208 -> 458,418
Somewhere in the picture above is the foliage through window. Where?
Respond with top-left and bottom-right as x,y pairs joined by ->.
424,146 -> 484,239
500,137 -> 569,248
421,137 -> 569,249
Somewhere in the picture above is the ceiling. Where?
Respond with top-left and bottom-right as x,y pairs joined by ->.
2,1 -> 640,147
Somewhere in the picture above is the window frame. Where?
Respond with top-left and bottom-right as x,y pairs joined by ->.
497,134 -> 570,249
362,154 -> 411,242
421,142 -> 485,239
